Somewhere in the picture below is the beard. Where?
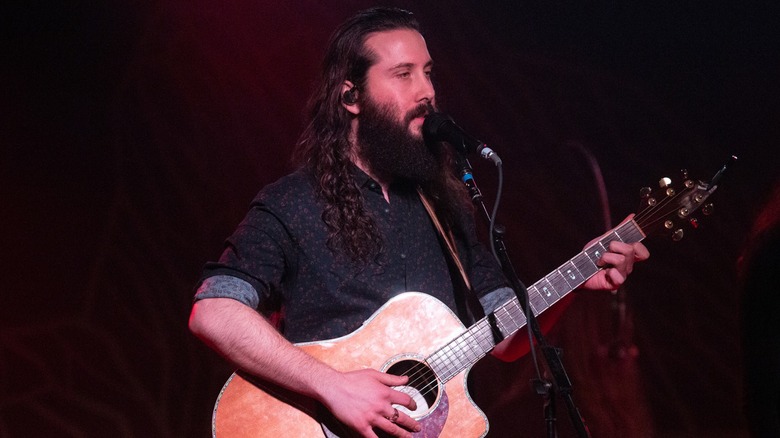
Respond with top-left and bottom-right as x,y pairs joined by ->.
356,97 -> 442,184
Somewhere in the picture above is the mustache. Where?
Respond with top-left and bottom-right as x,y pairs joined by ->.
403,102 -> 433,125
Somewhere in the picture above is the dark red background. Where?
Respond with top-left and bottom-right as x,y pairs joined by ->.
3,1 -> 778,436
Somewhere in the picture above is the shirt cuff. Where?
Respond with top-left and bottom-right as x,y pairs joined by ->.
194,275 -> 260,309
478,286 -> 515,314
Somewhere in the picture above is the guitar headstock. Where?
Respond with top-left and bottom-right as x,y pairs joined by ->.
634,156 -> 736,241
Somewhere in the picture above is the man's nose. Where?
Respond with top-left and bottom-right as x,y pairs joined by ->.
416,75 -> 435,103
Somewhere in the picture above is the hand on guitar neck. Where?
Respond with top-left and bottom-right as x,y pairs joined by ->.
580,214 -> 651,292
491,214 -> 650,362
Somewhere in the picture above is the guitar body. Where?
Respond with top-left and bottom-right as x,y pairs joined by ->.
213,292 -> 489,437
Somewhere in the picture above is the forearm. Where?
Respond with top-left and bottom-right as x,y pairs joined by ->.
188,297 -> 341,402
189,297 -> 420,436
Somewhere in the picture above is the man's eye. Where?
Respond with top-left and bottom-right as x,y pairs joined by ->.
397,72 -> 410,78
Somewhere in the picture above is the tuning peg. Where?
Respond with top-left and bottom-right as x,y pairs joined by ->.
658,177 -> 676,197
639,186 -> 657,207
672,229 -> 685,241
702,203 -> 714,216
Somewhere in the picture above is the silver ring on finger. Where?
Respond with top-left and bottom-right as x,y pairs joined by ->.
389,407 -> 399,423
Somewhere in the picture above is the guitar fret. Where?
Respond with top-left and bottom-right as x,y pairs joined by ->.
433,347 -> 457,381
560,261 -> 586,288
537,278 -> 558,305
476,322 -> 495,352
543,270 -> 569,302
494,306 -> 509,336
620,222 -> 644,243
429,350 -> 447,377
509,302 -> 527,330
497,299 -> 527,335
437,339 -> 461,378
494,305 -> 510,337
584,241 -> 608,266
465,328 -> 485,361
600,234 -> 620,247
526,286 -> 547,315
424,220 -> 647,386
496,303 -> 520,337
429,322 -> 493,383
573,252 -> 598,278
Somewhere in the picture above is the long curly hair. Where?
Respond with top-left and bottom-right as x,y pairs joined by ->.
293,7 -> 470,262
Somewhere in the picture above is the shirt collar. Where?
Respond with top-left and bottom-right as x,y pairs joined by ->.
350,164 -> 382,194
349,163 -> 419,196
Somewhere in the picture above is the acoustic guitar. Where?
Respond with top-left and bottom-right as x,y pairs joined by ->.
211,165 -> 729,437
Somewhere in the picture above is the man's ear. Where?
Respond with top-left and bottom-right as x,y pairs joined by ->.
341,81 -> 360,115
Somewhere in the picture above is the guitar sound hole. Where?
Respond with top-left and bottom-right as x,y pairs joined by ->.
385,359 -> 439,419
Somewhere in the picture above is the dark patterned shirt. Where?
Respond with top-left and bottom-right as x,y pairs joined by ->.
196,166 -> 509,343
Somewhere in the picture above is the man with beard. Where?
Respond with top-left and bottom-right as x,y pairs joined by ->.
189,7 -> 648,438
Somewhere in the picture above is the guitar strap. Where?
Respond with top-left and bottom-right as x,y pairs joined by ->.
417,187 -> 473,291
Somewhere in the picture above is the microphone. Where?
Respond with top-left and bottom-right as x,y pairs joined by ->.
423,112 -> 501,165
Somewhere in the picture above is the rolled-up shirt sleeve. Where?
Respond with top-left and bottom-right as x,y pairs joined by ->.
478,286 -> 515,315
195,204 -> 294,312
194,275 -> 259,308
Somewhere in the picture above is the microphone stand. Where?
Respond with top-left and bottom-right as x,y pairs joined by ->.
454,153 -> 591,438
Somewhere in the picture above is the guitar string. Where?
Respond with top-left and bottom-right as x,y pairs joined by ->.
398,218 -> 643,398
390,185 -> 690,407
633,182 -> 695,233
391,323 -> 489,405
395,295 -> 539,405
396,297 -> 543,406
395,221 -> 636,401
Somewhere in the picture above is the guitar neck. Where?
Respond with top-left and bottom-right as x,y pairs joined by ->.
426,219 -> 646,383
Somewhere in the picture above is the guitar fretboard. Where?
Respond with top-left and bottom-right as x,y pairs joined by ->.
426,219 -> 645,383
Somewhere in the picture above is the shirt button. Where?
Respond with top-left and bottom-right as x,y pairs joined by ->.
400,253 -> 407,259
384,208 -> 390,214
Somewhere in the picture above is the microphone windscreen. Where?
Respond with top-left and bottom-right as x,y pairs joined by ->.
422,112 -> 454,145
